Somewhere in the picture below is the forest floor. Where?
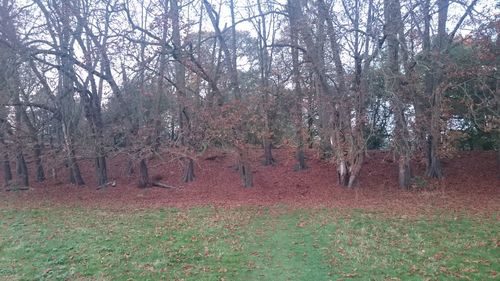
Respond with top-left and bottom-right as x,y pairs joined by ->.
0,148 -> 498,215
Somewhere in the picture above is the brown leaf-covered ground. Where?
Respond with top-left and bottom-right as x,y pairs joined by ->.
1,148 -> 499,215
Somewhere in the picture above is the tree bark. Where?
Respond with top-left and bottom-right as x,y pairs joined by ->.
238,148 -> 253,188
13,84 -> 29,187
95,155 -> 107,187
2,151 -> 12,186
295,149 -> 307,171
33,142 -> 45,182
263,137 -> 274,166
182,158 -> 195,183
60,93 -> 84,186
0,120 -> 12,186
126,159 -> 134,176
138,158 -> 151,188
15,151 -> 29,187
67,146 -> 84,185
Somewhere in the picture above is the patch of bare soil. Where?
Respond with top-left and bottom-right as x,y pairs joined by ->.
1,148 -> 499,216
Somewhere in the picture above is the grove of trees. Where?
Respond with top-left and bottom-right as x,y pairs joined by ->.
0,0 -> 497,189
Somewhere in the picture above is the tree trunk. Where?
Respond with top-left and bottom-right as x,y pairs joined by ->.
95,155 -> 107,187
494,27 -> 500,179
138,158 -> 151,188
126,159 -> 134,176
238,148 -> 253,188
317,86 -> 332,159
295,147 -> 307,171
394,110 -> 412,189
59,9 -> 85,186
3,151 -> 12,186
61,118 -> 85,186
62,128 -> 84,187
316,82 -> 333,158
497,146 -> 500,180
496,34 -> 500,179
426,135 -> 442,178
68,149 -> 84,186
16,151 -> 29,187
20,107 -> 46,183
263,137 -> 274,166
294,108 -> 306,170
86,89 -> 108,186
347,153 -> 364,188
306,98 -> 314,149
75,48 -> 108,186
346,0 -> 375,188
182,158 -> 195,182
412,94 -> 427,153
425,80 -> 443,179
337,159 -> 350,187
93,133 -> 107,186
33,142 -> 45,182
0,130 -> 12,186
14,92 -> 29,187
398,155 -> 411,188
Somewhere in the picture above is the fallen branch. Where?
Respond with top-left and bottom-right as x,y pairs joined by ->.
152,181 -> 176,189
96,180 -> 117,190
5,186 -> 30,191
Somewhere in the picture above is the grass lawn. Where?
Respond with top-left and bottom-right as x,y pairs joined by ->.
0,206 -> 498,280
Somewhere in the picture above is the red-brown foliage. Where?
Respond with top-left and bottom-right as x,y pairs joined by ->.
1,149 -> 498,216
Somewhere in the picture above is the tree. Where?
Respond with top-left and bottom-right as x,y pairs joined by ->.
287,0 -> 307,170
419,0 -> 480,179
0,0 -> 30,187
384,0 -> 412,188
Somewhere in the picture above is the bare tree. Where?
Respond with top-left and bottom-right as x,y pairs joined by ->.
287,0 -> 307,170
203,0 -> 241,100
171,0 -> 195,182
384,0 -> 412,188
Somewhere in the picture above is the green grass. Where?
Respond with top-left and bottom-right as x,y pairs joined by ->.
0,206 -> 498,280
